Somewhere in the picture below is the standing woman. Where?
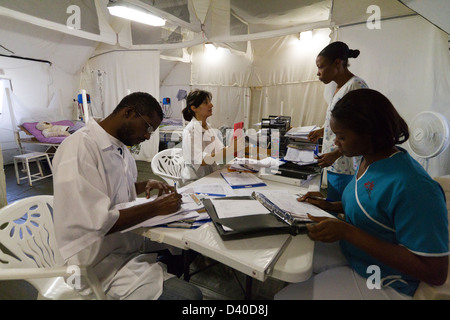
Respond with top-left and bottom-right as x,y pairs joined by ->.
308,41 -> 368,201
181,89 -> 238,184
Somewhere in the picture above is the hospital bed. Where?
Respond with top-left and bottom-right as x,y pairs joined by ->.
14,120 -> 78,155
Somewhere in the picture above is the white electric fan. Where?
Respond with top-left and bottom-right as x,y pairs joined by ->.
408,111 -> 450,172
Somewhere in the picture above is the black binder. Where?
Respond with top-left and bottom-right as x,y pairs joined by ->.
203,192 -> 309,240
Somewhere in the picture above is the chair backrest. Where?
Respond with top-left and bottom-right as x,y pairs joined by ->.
0,195 -> 63,270
151,148 -> 184,186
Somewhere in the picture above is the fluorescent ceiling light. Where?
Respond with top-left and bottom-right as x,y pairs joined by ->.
107,1 -> 166,27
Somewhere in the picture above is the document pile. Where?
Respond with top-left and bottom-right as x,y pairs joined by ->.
228,157 -> 285,172
283,126 -> 320,166
284,143 -> 318,166
119,194 -> 205,232
285,125 -> 319,141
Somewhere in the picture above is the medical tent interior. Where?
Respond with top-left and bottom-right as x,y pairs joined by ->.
0,1 -> 449,208
0,0 -> 449,301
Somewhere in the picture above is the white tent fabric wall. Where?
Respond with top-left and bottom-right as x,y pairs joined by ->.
82,50 -> 161,161
0,11 -> 98,164
189,43 -> 252,130
159,60 -> 191,121
188,28 -> 331,130
336,15 -> 450,177
247,28 -> 332,128
0,56 -> 77,164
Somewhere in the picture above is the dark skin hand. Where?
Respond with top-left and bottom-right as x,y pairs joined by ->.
302,210 -> 448,286
135,179 -> 175,198
108,180 -> 182,235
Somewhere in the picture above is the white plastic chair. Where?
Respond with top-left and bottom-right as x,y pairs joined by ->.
151,148 -> 184,187
414,175 -> 450,300
0,195 -> 106,300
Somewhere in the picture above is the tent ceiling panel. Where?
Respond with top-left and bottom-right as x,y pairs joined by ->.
0,0 -> 116,44
331,0 -> 415,26
230,0 -> 332,33
0,15 -> 96,75
112,0 -> 421,53
0,0 -> 100,35
0,0 -> 446,64
399,0 -> 449,34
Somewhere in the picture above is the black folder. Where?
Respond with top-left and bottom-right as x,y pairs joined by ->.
203,192 -> 309,240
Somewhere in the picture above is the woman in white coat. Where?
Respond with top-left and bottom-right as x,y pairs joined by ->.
181,89 -> 240,184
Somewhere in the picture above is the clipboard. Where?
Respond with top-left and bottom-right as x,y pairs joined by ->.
203,193 -> 308,240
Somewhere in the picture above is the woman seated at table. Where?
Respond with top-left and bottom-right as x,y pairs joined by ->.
181,89 -> 242,184
276,88 -> 448,300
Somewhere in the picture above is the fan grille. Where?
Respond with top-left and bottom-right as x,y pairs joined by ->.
408,111 -> 450,158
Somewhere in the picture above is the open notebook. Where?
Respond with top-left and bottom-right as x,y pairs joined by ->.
203,191 -> 335,239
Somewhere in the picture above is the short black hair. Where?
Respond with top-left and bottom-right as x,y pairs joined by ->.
113,92 -> 163,120
182,89 -> 212,121
332,89 -> 409,153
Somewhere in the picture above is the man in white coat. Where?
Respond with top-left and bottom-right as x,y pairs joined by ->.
53,92 -> 202,300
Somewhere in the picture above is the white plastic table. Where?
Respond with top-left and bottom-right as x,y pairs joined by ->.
136,169 -> 321,286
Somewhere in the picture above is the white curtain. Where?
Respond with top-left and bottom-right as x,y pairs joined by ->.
190,44 -> 252,130
0,57 -> 74,163
189,28 -> 331,130
247,28 -> 332,129
337,15 -> 450,177
82,50 -> 161,162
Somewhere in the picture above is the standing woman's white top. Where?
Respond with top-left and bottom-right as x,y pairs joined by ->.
181,89 -> 237,185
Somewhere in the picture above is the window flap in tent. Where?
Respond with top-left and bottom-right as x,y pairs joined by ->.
0,0 -> 116,45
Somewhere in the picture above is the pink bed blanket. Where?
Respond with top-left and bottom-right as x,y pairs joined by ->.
21,120 -> 74,144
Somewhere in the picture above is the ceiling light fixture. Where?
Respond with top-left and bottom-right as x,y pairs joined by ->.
107,0 -> 166,27
299,30 -> 313,42
204,42 -> 216,51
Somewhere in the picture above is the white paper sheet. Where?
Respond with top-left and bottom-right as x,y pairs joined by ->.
259,192 -> 335,220
210,198 -> 271,219
118,196 -> 203,232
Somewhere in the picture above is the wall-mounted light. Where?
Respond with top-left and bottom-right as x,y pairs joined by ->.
204,42 -> 216,52
107,0 -> 166,27
299,30 -> 313,42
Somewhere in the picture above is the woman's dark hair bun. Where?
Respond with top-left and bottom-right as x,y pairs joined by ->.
182,89 -> 213,121
348,49 -> 360,59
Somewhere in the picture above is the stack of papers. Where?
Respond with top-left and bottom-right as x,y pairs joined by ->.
284,147 -> 317,166
228,157 -> 285,172
285,125 -> 319,141
178,184 -> 234,197
210,198 -> 271,219
257,191 -> 335,221
119,194 -> 205,232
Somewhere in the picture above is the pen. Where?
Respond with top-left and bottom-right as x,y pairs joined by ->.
314,144 -> 320,157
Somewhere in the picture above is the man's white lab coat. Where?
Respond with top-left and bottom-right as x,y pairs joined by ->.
53,120 -> 171,299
